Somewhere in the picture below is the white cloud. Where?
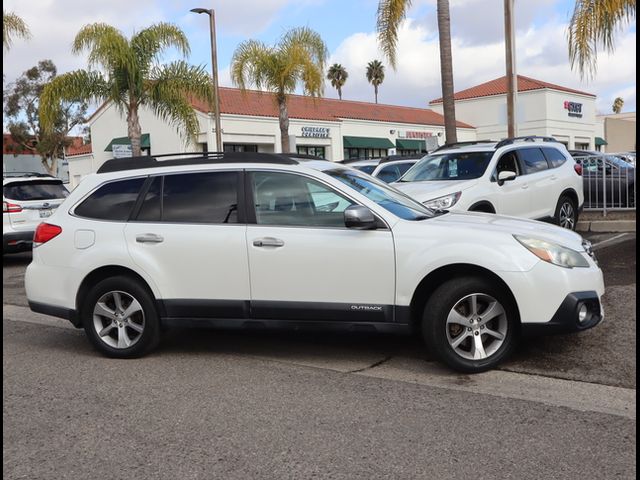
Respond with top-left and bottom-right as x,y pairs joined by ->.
324,16 -> 636,113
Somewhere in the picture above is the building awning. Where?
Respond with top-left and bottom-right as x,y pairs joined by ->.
104,134 -> 151,151
343,136 -> 395,149
396,139 -> 426,150
595,136 -> 608,146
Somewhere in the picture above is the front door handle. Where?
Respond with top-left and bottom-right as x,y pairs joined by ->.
253,237 -> 285,248
136,233 -> 164,244
521,184 -> 529,190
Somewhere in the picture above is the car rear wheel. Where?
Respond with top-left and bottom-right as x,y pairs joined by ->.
422,277 -> 518,373
554,195 -> 578,230
82,276 -> 160,358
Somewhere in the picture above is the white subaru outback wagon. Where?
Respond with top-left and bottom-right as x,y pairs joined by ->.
25,152 -> 604,372
393,137 -> 584,230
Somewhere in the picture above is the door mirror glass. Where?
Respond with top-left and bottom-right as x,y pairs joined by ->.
497,170 -> 517,185
344,205 -> 378,230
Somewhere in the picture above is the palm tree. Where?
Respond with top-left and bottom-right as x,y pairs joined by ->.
40,23 -> 213,157
327,63 -> 349,100
568,0 -> 636,79
366,60 -> 385,104
377,0 -> 458,143
612,97 -> 624,114
3,10 -> 31,50
231,27 -> 327,153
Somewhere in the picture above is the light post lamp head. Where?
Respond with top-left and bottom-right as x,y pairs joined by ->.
190,8 -> 211,15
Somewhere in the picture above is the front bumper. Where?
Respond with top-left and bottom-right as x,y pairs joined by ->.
3,230 -> 34,252
521,291 -> 603,336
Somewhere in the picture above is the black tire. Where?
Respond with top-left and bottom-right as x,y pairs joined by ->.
81,275 -> 160,358
554,195 -> 578,230
422,277 -> 519,373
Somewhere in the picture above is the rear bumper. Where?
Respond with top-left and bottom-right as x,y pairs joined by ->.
3,230 -> 34,252
28,301 -> 80,327
521,291 -> 603,336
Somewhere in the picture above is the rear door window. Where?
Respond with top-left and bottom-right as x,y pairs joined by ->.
541,147 -> 568,168
3,180 -> 69,201
161,172 -> 239,224
74,178 -> 145,221
517,148 -> 550,174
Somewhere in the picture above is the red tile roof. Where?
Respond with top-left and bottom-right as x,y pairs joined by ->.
429,75 -> 596,104
66,142 -> 93,156
3,134 -> 90,156
191,87 -> 474,128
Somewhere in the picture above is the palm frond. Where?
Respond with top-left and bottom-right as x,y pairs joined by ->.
3,10 -> 31,49
376,0 -> 411,69
230,40 -> 273,91
40,70 -> 109,132
148,90 -> 201,144
366,60 -> 385,85
131,22 -> 190,67
568,0 -> 636,79
72,23 -> 132,71
147,61 -> 214,109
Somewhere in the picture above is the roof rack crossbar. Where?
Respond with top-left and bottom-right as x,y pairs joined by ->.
2,172 -> 56,178
96,151 -> 302,174
433,140 -> 496,152
494,136 -> 558,149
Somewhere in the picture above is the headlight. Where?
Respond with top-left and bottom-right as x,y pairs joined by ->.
423,191 -> 461,210
514,235 -> 590,268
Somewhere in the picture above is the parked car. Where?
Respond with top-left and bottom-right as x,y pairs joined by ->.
569,152 -> 636,208
3,173 -> 69,254
613,152 -> 636,167
340,155 -> 423,183
393,137 -> 584,230
26,152 -> 604,373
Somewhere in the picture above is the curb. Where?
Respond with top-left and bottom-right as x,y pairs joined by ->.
577,220 -> 636,233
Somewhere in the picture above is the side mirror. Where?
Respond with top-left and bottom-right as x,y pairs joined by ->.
344,205 -> 378,230
497,170 -> 517,186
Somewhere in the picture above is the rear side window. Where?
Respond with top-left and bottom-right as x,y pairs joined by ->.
355,165 -> 376,174
3,180 -> 69,201
75,178 -> 145,221
541,148 -> 568,168
136,176 -> 162,222
162,172 -> 238,224
376,164 -> 402,183
517,148 -> 549,174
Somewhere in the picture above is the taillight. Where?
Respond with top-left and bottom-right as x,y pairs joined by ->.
33,223 -> 62,245
574,163 -> 583,176
3,201 -> 23,213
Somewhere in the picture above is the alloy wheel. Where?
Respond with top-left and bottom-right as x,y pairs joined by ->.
559,202 -> 575,230
92,291 -> 145,349
445,293 -> 508,361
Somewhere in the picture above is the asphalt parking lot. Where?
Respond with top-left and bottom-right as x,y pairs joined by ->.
3,232 -> 636,479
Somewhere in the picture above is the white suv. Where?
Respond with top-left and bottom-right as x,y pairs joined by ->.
393,137 -> 584,230
342,155 -> 422,183
3,173 -> 69,254
25,152 -> 604,372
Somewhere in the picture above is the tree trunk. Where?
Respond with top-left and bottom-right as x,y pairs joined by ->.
127,104 -> 143,157
41,156 -> 57,176
437,0 -> 458,144
374,85 -> 378,104
277,93 -> 290,153
338,87 -> 342,100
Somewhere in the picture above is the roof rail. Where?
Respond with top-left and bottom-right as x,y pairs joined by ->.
494,136 -> 558,149
378,154 -> 425,164
96,151 -> 303,174
2,171 -> 56,179
432,140 -> 496,152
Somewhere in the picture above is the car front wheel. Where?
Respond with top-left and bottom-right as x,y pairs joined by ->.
422,277 -> 518,373
82,276 -> 160,358
555,195 -> 578,230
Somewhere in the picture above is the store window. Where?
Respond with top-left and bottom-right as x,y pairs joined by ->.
574,142 -> 590,150
224,144 -> 258,153
296,146 -> 326,159
343,148 -> 388,159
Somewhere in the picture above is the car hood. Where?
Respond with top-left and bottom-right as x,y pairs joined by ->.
430,211 -> 585,250
392,179 -> 476,201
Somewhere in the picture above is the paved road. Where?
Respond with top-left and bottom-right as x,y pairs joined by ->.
3,234 -> 636,479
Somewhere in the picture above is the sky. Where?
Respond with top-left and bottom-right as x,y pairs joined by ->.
2,0 -> 636,115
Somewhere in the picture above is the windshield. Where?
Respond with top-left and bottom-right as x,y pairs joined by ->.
399,151 -> 494,181
353,165 -> 376,174
325,168 -> 434,220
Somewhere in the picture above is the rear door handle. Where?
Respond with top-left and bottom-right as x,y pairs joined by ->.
521,184 -> 529,190
136,233 -> 164,244
550,175 -> 558,181
253,237 -> 285,248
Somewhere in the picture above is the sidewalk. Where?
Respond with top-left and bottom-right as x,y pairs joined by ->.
577,211 -> 636,233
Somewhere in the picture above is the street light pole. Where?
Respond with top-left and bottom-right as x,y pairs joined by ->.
504,0 -> 518,137
191,8 -> 223,152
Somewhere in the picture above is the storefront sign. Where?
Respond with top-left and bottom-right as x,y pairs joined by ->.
301,126 -> 330,138
564,101 -> 583,118
397,130 -> 434,139
112,144 -> 133,158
